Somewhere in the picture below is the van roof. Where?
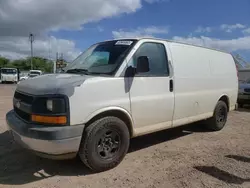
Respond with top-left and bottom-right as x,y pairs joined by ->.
107,37 -> 230,55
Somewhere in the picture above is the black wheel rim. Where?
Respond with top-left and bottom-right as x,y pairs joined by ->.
216,106 -> 227,125
96,129 -> 121,160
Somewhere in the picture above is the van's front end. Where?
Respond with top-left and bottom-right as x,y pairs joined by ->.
6,39 -> 138,162
6,74 -> 88,159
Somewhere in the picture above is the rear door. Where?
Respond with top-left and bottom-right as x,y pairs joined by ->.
126,41 -> 174,132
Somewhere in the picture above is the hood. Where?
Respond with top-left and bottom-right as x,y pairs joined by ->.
16,73 -> 93,96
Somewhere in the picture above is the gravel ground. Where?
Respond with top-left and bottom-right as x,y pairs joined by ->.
0,84 -> 250,188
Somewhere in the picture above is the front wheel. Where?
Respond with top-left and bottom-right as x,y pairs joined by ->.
205,101 -> 228,131
78,116 -> 130,172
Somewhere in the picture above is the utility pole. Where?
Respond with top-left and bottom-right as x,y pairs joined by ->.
55,52 -> 59,73
29,33 -> 34,70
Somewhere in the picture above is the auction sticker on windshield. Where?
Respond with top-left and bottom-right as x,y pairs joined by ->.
115,41 -> 133,45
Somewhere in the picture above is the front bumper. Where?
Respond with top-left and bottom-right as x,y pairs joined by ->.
6,110 -> 85,159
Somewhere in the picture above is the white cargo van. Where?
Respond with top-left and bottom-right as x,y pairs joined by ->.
0,68 -> 19,83
6,38 -> 238,172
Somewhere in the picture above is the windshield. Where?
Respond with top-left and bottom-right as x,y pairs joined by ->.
1,68 -> 17,74
64,40 -> 137,75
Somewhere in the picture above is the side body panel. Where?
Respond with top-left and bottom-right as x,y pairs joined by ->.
169,42 -> 238,127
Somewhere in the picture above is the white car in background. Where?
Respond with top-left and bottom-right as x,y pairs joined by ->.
19,70 -> 43,82
19,72 -> 29,81
29,70 -> 43,77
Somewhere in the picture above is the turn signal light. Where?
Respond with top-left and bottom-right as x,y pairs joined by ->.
31,115 -> 67,124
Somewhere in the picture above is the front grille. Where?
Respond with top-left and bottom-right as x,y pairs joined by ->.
244,88 -> 250,93
14,106 -> 31,121
14,91 -> 33,122
14,91 -> 34,104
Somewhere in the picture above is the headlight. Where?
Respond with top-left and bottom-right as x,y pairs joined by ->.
46,99 -> 53,111
32,97 -> 68,125
33,97 -> 67,114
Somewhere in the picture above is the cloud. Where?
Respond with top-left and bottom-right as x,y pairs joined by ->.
195,26 -> 212,33
0,0 -> 148,60
112,26 -> 250,54
112,26 -> 169,38
144,0 -> 169,3
0,0 -> 143,37
243,28 -> 250,35
0,36 -> 81,61
97,26 -> 104,32
172,36 -> 250,52
220,24 -> 246,33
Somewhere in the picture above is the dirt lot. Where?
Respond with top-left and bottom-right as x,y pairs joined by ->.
0,84 -> 250,188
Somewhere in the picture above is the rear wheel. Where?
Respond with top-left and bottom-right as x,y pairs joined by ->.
205,101 -> 228,131
78,116 -> 130,172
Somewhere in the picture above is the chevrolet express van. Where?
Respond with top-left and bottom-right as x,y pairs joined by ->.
6,38 -> 238,172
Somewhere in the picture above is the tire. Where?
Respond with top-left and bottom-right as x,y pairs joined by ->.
78,116 -> 130,172
205,101 -> 228,131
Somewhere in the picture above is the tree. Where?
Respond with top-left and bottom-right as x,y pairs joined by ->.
27,57 -> 53,72
0,56 -> 10,67
0,56 -> 54,73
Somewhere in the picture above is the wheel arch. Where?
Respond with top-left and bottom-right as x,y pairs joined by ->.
217,94 -> 230,111
84,107 -> 134,137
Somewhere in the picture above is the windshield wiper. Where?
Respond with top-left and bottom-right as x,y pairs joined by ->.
66,68 -> 90,75
66,68 -> 109,76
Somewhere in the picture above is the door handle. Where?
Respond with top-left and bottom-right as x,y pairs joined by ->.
169,79 -> 173,92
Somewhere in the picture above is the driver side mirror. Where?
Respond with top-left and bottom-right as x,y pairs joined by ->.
136,56 -> 150,73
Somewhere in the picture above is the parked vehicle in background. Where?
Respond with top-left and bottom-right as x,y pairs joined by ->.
238,68 -> 250,81
19,70 -> 43,82
0,68 -> 19,83
6,38 -> 238,172
238,78 -> 250,108
19,72 -> 29,81
29,70 -> 43,78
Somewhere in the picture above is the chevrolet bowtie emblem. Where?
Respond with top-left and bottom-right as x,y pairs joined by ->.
16,101 -> 21,109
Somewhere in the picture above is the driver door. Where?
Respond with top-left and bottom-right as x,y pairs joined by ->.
126,41 -> 174,135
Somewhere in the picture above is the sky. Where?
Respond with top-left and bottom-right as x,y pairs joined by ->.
0,0 -> 250,66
